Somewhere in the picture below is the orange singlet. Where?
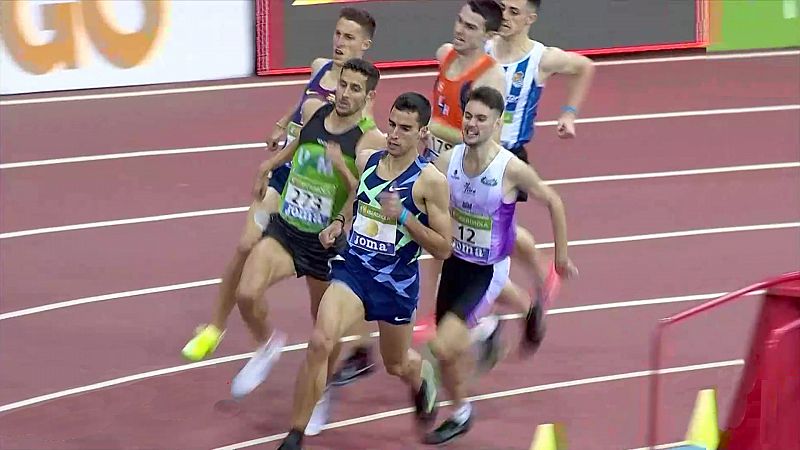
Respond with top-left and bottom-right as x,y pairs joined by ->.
430,47 -> 495,153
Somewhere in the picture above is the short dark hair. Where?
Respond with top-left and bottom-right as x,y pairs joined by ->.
391,92 -> 432,127
468,0 -> 503,32
339,7 -> 376,38
341,58 -> 380,91
467,86 -> 505,115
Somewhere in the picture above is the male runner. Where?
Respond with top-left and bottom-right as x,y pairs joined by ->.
226,58 -> 385,407
277,92 -> 451,449
475,0 -> 595,358
423,86 -> 576,444
181,8 -> 378,383
421,0 -> 508,352
428,0 -> 506,156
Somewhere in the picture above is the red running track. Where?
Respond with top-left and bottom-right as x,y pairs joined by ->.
0,50 -> 798,450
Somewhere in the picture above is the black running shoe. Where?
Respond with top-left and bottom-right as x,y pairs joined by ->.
413,360 -> 438,425
522,299 -> 546,353
476,320 -> 503,374
330,346 -> 375,386
277,429 -> 303,450
423,415 -> 473,445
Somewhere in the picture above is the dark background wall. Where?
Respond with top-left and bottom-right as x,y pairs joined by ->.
276,0 -> 699,69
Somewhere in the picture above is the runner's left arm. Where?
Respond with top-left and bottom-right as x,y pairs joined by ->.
382,166 -> 453,260
507,158 -> 575,277
539,47 -> 595,138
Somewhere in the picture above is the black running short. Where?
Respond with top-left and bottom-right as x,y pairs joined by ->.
267,163 -> 291,194
435,255 -> 511,328
508,144 -> 530,202
262,213 -> 346,281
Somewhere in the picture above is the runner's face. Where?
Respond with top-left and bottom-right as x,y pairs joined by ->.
452,4 -> 489,53
498,0 -> 536,38
332,18 -> 371,64
386,108 -> 424,157
335,69 -> 370,117
462,100 -> 500,146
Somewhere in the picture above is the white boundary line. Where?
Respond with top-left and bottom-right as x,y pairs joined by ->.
628,442 -> 690,450
212,359 -> 745,450
1,49 -> 797,106
2,104 -> 798,170
0,207 -> 249,239
0,143 -> 265,169
0,220 -> 790,321
547,161 -> 800,185
0,285 -> 748,415
2,161 -> 798,240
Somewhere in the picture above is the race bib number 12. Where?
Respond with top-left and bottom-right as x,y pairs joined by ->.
452,208 -> 492,262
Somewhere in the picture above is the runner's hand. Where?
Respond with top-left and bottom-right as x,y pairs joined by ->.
319,221 -> 343,248
253,171 -> 270,201
555,256 -> 578,279
266,125 -> 285,152
379,189 -> 402,220
322,140 -> 344,166
556,112 -> 576,139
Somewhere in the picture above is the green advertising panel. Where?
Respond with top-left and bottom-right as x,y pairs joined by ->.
710,0 -> 800,51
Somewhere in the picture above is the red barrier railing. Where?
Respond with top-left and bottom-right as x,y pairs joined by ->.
646,271 -> 800,448
761,316 -> 800,450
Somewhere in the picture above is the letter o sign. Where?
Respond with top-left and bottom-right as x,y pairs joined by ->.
1,0 -> 167,75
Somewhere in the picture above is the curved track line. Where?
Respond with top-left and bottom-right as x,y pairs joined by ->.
1,49 -> 796,106
0,290 -> 759,414
1,222 -> 793,321
212,359 -> 745,450
2,105 -> 797,169
3,162 -> 798,239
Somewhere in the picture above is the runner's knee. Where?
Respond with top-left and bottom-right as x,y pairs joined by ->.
382,350 -> 408,378
308,328 -> 335,362
237,235 -> 259,254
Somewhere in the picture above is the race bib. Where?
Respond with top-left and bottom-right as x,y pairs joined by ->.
285,122 -> 302,145
430,135 -> 455,155
451,208 -> 492,262
281,174 -> 334,227
350,201 -> 397,255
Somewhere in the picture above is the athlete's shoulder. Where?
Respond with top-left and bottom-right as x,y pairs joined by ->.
310,58 -> 332,75
475,60 -> 507,93
420,162 -> 449,190
357,126 -> 386,150
504,151 -> 535,183
436,43 -> 454,63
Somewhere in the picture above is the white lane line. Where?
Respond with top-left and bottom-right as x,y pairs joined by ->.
0,143 -> 265,169
547,162 -> 800,185
3,104 -> 798,169
1,49 -> 797,106
0,207 -> 248,240
628,442 -> 690,450
0,278 -> 222,321
534,222 -> 800,250
0,289 -> 758,414
3,160 -> 798,239
0,221 -> 790,321
212,359 -> 745,450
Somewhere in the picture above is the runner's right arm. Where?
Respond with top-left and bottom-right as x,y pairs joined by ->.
253,100 -> 326,198
266,58 -> 331,150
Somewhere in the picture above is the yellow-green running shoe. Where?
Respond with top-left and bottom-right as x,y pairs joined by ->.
181,324 -> 224,361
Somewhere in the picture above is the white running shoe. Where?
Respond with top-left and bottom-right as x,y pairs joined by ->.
304,388 -> 331,436
230,330 -> 287,399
